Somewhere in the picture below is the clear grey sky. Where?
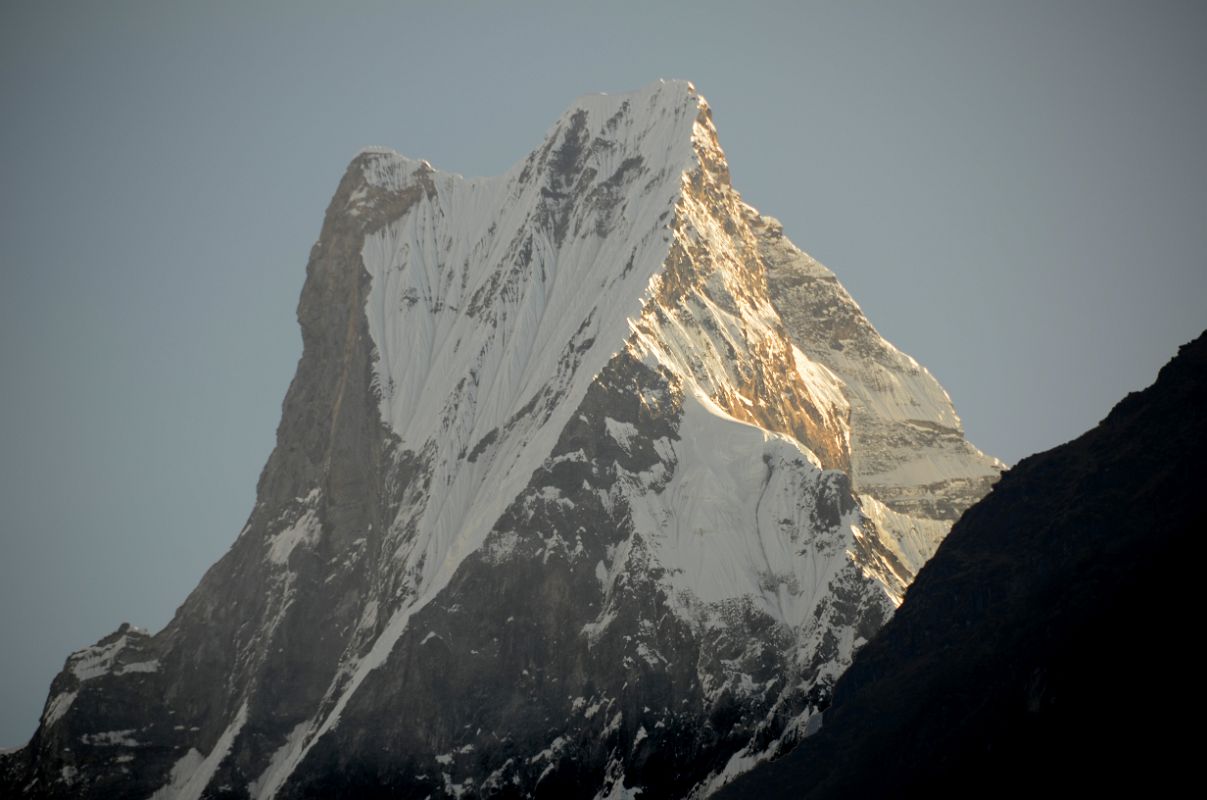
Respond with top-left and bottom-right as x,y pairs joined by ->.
2,1 -> 1204,747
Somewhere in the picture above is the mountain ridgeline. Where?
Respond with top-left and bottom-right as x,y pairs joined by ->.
1,81 -> 1000,799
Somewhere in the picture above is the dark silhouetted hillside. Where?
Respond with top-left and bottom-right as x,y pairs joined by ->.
721,330 -> 1206,799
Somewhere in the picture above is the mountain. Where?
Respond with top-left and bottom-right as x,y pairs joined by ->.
0,80 -> 999,799
718,331 -> 1207,799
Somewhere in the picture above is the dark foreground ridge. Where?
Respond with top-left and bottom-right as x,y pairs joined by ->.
720,330 -> 1207,799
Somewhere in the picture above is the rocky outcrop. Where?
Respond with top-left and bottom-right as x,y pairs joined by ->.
757,214 -> 1001,521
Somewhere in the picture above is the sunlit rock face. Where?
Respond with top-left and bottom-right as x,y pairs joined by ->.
1,80 -> 999,800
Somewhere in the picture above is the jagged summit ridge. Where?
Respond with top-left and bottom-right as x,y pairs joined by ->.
357,79 -> 705,594
2,81 -> 1000,800
354,79 -> 702,201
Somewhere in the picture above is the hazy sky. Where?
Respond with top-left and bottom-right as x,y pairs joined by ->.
1,1 -> 1204,746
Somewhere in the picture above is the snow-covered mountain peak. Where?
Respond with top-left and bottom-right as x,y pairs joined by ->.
578,81 -> 704,150
3,82 -> 1002,800
568,77 -> 698,108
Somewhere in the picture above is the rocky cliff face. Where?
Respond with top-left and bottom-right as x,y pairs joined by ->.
1,81 -> 1000,799
718,331 -> 1207,798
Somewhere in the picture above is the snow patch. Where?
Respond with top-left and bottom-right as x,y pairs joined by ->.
604,417 -> 639,451
581,611 -> 617,644
266,509 -> 321,566
249,721 -> 309,800
116,659 -> 160,675
620,393 -> 849,629
152,701 -> 247,800
81,729 -> 142,747
42,691 -> 77,727
595,756 -> 643,800
70,635 -> 128,681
